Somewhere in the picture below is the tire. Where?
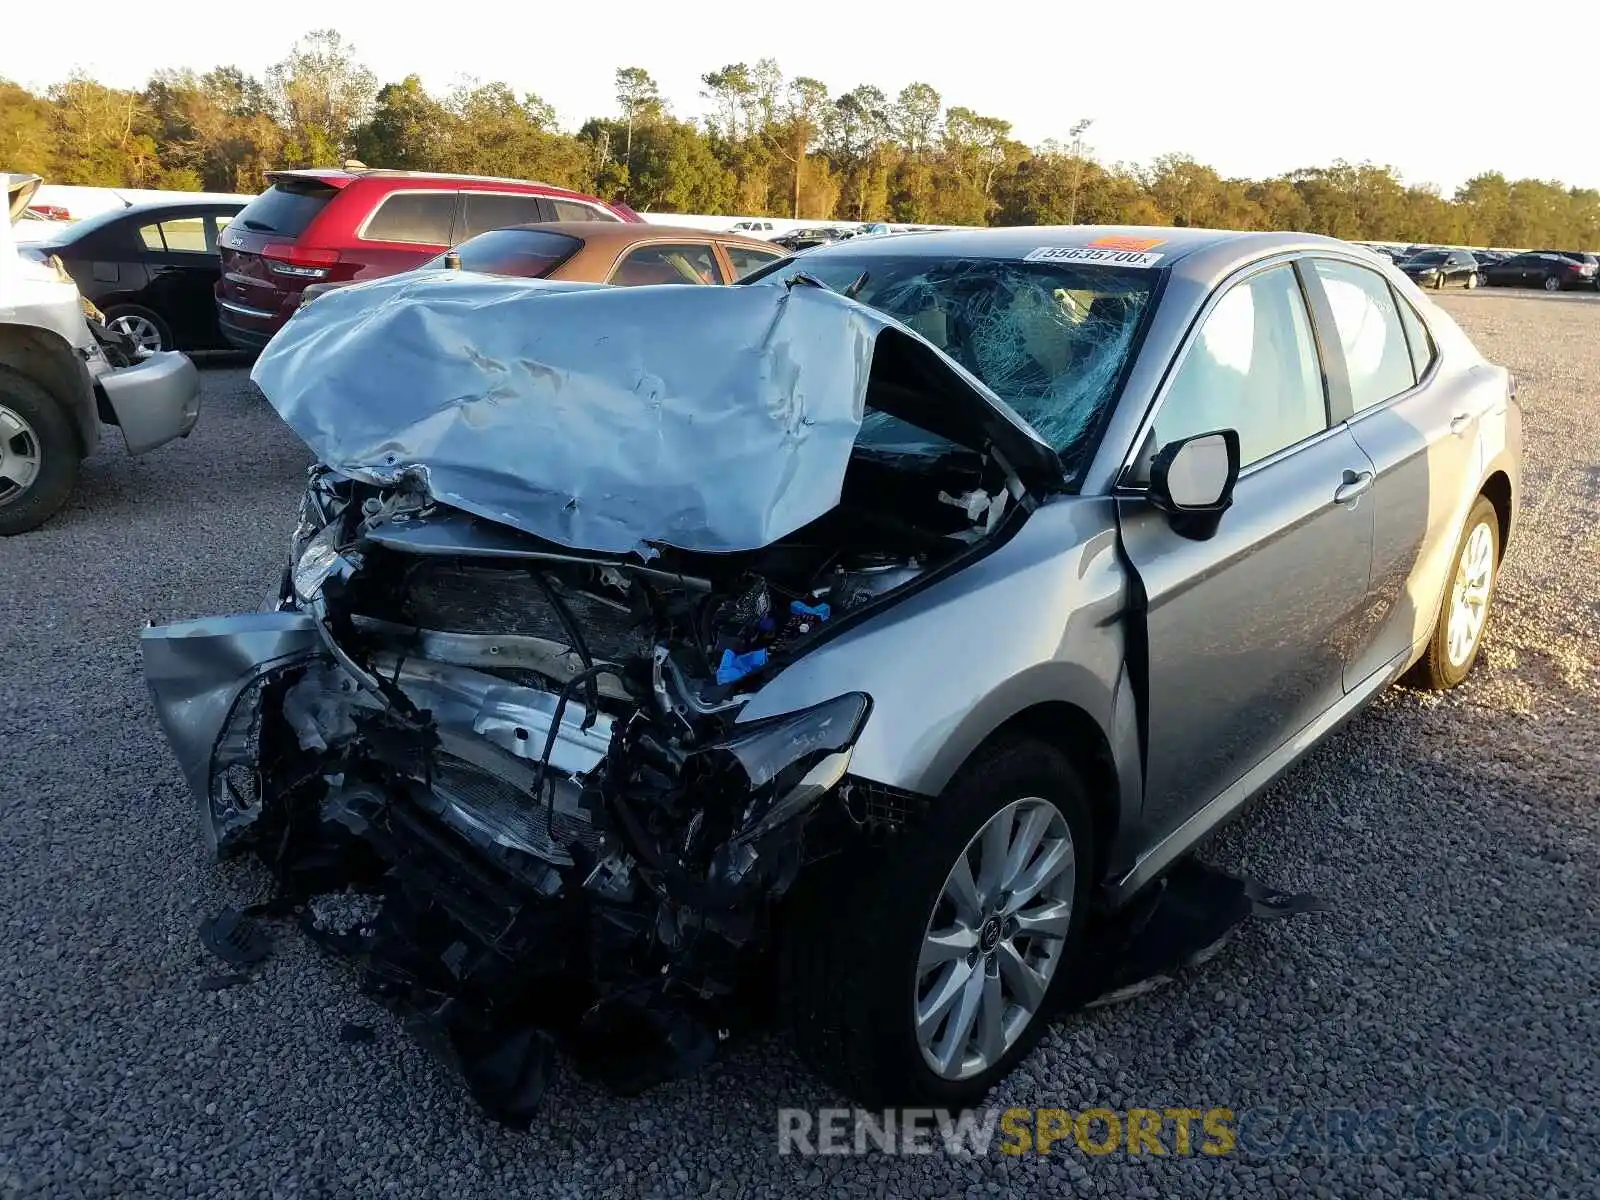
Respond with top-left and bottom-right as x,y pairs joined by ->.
0,367 -> 81,536
1543,274 -> 1562,293
1433,272 -> 1446,291
1407,494 -> 1500,691
781,735 -> 1094,1108
1466,272 -> 1480,289
102,304 -> 173,354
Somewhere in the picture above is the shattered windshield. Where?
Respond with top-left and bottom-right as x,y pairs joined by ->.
749,254 -> 1155,470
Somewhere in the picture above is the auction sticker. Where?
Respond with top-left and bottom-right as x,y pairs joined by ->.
1024,246 -> 1165,267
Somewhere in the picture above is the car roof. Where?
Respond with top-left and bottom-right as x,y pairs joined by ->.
487,221 -> 784,252
792,224 -> 1371,288
273,167 -> 561,189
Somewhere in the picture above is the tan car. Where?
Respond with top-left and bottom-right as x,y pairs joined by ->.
301,221 -> 788,308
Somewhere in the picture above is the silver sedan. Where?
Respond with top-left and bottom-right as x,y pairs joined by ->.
141,225 -> 1519,1121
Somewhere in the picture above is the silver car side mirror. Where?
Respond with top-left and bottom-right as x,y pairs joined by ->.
1148,429 -> 1241,540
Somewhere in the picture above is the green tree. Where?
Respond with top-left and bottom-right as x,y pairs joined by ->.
353,76 -> 451,169
265,29 -> 377,164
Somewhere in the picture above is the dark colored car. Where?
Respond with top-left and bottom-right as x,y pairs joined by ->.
20,200 -> 246,352
1481,251 -> 1598,291
1399,248 -> 1481,289
771,227 -> 841,251
215,167 -> 641,351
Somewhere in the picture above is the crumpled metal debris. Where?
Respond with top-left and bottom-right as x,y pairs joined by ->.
250,272 -> 1060,558
1059,858 -> 1331,1013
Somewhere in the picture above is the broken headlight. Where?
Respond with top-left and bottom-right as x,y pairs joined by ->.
291,520 -> 351,604
696,692 -> 872,888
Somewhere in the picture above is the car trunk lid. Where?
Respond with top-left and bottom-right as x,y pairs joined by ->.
219,174 -> 347,308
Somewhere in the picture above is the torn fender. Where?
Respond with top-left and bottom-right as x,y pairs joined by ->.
139,612 -> 324,855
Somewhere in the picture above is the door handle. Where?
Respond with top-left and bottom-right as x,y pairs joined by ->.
1449,413 -> 1472,436
1334,469 -> 1374,505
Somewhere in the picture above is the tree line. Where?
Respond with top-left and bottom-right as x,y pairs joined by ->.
5,29 -> 1599,249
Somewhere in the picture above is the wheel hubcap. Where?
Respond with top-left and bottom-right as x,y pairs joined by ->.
0,404 -> 43,507
108,314 -> 162,353
913,796 -> 1075,1081
1446,521 -> 1495,667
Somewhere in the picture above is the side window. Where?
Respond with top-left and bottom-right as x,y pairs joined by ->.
723,244 -> 783,280
362,192 -> 457,245
1310,259 -> 1417,412
459,192 -> 548,241
159,217 -> 209,253
1394,290 -> 1436,382
608,244 -> 722,286
550,199 -> 618,222
1146,264 -> 1327,470
138,219 -> 212,254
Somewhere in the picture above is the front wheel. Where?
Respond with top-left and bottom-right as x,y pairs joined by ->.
1543,274 -> 1563,292
782,736 -> 1093,1108
1465,271 -> 1480,289
0,367 -> 81,536
1407,495 -> 1500,690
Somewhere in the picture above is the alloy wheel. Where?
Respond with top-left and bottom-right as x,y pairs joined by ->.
0,403 -> 43,506
107,313 -> 163,354
1544,275 -> 1562,293
1447,521 -> 1495,667
913,796 -> 1075,1080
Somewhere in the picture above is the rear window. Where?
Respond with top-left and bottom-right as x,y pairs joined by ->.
234,180 -> 337,237
424,228 -> 581,278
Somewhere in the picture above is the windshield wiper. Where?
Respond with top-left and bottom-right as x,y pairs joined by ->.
238,219 -> 276,232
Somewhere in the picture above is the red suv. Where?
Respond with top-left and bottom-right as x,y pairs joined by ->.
215,167 -> 640,350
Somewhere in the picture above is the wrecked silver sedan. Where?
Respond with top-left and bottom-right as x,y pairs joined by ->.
141,227 -> 1519,1124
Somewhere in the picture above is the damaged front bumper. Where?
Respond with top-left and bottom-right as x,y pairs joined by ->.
139,605 -> 872,1123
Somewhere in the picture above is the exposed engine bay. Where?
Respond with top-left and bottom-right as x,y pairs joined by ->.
167,437 -> 1016,1124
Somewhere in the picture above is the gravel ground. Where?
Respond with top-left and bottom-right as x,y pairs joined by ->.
1,291 -> 1595,1198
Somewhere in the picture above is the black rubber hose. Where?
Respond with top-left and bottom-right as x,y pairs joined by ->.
529,570 -> 601,718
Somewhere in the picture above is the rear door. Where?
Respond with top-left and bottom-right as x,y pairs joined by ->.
1305,258 -> 1487,684
1116,258 -> 1375,842
136,210 -> 229,347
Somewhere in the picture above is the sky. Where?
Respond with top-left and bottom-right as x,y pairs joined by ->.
7,0 -> 1599,195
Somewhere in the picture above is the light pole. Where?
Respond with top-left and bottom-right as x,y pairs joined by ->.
1066,118 -> 1094,225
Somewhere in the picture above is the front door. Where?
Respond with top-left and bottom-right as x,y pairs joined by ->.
1117,260 -> 1376,842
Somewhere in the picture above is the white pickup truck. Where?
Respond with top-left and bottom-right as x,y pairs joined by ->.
0,174 -> 201,534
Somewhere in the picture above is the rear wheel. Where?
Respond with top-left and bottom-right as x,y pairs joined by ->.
782,736 -> 1093,1107
102,304 -> 172,354
0,368 -> 80,536
1408,495 -> 1500,690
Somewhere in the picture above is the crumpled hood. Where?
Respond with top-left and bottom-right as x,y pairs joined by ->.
252,271 -> 1061,556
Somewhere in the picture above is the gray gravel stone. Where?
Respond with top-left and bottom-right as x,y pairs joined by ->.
0,290 -> 1594,1197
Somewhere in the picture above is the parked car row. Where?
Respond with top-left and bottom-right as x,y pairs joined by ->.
1359,240 -> 1600,292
